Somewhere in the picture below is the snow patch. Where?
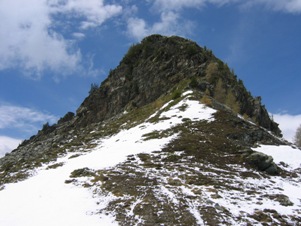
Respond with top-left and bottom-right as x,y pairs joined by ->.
0,91 -> 217,225
182,90 -> 193,96
253,145 -> 301,170
160,96 -> 216,123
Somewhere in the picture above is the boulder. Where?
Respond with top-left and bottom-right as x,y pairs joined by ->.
245,151 -> 279,175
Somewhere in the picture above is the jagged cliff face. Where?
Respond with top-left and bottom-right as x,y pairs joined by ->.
1,35 -> 300,225
76,35 -> 280,135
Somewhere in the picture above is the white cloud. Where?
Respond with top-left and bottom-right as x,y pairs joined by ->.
127,0 -> 234,41
127,17 -> 148,40
152,0 -> 206,12
52,0 -> 123,29
243,0 -> 301,13
127,0 -> 301,63
1,0 -> 298,78
0,136 -> 21,158
72,32 -> 86,40
152,0 -> 301,14
127,11 -> 194,40
273,113 -> 301,142
0,104 -> 58,134
0,0 -> 122,78
151,0 -> 244,12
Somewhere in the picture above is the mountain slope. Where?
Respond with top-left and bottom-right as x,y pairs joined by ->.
76,35 -> 280,135
0,35 -> 300,225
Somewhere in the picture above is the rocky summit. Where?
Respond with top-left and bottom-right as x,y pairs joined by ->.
0,35 -> 300,225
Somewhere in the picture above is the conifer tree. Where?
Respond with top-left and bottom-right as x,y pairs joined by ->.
294,124 -> 301,148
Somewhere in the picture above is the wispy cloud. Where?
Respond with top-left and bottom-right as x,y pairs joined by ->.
51,0 -> 123,29
126,0 -> 203,41
151,0 -> 207,12
0,103 -> 56,156
1,0 -> 300,78
0,136 -> 21,157
127,11 -> 194,40
0,0 -> 122,79
126,0 -> 301,41
0,103 -> 58,134
243,0 -> 301,14
0,103 -> 58,156
273,113 -> 301,143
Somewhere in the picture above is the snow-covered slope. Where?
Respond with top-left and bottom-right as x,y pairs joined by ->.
0,91 -> 214,225
0,91 -> 300,225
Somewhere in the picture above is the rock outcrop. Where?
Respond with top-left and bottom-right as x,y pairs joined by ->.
0,34 -> 283,185
1,35 -> 300,225
75,35 -> 281,135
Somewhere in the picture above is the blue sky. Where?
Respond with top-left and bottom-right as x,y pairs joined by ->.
1,0 -> 301,155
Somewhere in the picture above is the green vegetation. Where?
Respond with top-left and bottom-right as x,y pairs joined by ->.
200,95 -> 213,106
225,91 -> 240,113
70,168 -> 95,178
214,78 -> 226,103
89,83 -> 98,94
172,90 -> 181,100
189,76 -> 199,88
205,62 -> 218,83
122,43 -> 143,64
186,43 -> 199,56
46,162 -> 64,170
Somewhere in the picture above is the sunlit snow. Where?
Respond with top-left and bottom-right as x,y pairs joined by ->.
0,92 -> 216,225
254,145 -> 301,170
0,91 -> 300,225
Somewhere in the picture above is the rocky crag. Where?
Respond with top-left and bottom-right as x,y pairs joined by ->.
1,35 -> 300,225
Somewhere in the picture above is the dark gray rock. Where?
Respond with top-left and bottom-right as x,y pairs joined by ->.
58,112 -> 75,124
245,151 -> 279,175
75,35 -> 281,136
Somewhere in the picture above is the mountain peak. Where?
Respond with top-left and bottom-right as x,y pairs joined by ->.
1,35 -> 300,225
76,35 -> 280,136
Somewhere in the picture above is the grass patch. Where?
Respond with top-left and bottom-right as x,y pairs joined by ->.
46,162 -> 64,170
70,168 -> 95,178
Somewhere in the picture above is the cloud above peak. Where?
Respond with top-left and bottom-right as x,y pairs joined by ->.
0,0 -> 122,78
151,0 -> 301,13
152,0 -> 206,12
125,0 -> 301,41
126,11 -> 194,40
51,0 -> 122,29
1,0 -> 300,78
244,0 -> 301,14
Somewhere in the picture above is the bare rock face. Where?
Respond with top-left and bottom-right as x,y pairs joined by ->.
75,35 -> 281,136
0,34 -> 284,186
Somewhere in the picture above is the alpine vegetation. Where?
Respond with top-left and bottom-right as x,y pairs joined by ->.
0,35 -> 300,225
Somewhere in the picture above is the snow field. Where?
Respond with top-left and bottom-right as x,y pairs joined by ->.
1,90 -> 300,225
0,92 -> 216,225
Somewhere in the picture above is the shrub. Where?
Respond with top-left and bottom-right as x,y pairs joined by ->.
189,77 -> 199,88
201,95 -> 212,106
214,78 -> 226,103
294,125 -> 301,148
172,90 -> 182,100
89,83 -> 98,94
225,91 -> 240,113
122,43 -> 142,64
206,62 -> 218,83
186,44 -> 199,56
